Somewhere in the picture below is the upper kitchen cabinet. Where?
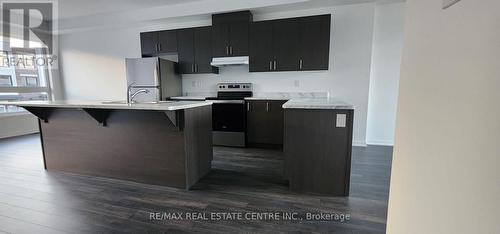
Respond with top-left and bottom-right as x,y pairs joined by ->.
249,14 -> 331,72
140,30 -> 178,57
177,27 -> 219,74
299,14 -> 331,70
158,30 -> 178,54
273,18 -> 300,71
140,31 -> 159,57
249,21 -> 273,72
212,11 -> 252,57
250,19 -> 300,72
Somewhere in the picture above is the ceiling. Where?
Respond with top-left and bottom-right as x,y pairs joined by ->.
57,0 -> 200,19
55,0 -> 405,33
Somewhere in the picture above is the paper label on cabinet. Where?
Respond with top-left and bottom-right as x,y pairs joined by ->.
336,114 -> 347,128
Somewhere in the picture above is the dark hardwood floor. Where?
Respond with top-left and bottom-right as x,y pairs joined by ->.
0,134 -> 392,233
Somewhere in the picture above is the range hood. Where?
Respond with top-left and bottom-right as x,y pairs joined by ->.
210,56 -> 249,67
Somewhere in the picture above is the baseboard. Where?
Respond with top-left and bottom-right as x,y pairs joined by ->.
366,140 -> 394,146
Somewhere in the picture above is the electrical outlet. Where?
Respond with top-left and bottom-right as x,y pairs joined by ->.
442,0 -> 461,9
336,114 -> 347,128
294,80 -> 300,87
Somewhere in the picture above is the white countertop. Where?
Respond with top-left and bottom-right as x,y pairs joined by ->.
172,92 -> 330,101
170,96 -> 207,101
282,98 -> 355,110
0,100 -> 213,111
244,92 -> 329,101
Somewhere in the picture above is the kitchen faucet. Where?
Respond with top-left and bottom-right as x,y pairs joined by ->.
127,83 -> 151,104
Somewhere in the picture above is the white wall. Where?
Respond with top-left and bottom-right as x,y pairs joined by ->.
0,114 -> 38,139
387,0 -> 500,233
59,3 -> 378,146
366,2 -> 405,145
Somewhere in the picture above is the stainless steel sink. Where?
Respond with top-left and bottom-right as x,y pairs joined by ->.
101,101 -> 177,105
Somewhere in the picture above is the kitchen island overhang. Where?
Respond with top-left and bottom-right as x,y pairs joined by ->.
1,100 -> 214,190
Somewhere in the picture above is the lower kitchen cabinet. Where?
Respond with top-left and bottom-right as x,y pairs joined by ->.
246,100 -> 287,148
284,108 -> 354,196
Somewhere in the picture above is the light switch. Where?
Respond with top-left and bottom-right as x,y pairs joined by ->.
336,114 -> 346,128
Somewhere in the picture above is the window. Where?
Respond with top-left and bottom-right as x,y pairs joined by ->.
0,75 -> 12,86
0,46 -> 51,114
25,76 -> 39,86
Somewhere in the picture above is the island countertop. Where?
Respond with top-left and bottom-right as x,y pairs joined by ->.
2,99 -> 214,190
0,100 -> 213,111
282,98 -> 355,110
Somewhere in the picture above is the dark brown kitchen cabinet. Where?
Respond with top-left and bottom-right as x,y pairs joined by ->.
299,15 -> 331,70
212,11 -> 252,57
140,30 -> 177,57
249,21 -> 273,72
249,14 -> 330,72
140,31 -> 159,56
246,100 -> 287,148
177,28 -> 195,74
194,27 -> 217,73
177,27 -> 218,74
273,18 -> 300,71
158,30 -> 178,54
284,108 -> 354,196
250,18 -> 301,72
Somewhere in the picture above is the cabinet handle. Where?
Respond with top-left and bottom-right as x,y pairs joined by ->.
229,46 -> 233,55
226,46 -> 229,55
269,61 -> 273,71
158,43 -> 162,51
299,59 -> 303,70
273,61 -> 277,70
192,64 -> 195,73
195,64 -> 198,73
266,102 -> 269,112
247,102 -> 250,112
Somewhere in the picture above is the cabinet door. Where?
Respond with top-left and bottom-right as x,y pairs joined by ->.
267,100 -> 286,145
228,21 -> 249,56
177,28 -> 195,74
246,100 -> 286,147
194,27 -> 218,74
212,24 -> 230,57
273,18 -> 300,71
299,15 -> 331,70
140,32 -> 158,57
246,101 -> 268,145
249,21 -> 274,72
158,30 -> 177,54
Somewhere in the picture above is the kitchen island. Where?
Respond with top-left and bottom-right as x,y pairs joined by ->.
283,98 -> 355,196
1,100 -> 213,190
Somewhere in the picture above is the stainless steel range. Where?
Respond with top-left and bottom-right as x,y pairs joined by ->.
207,83 -> 252,147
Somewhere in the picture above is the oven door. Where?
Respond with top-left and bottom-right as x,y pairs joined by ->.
211,100 -> 246,147
211,100 -> 246,132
